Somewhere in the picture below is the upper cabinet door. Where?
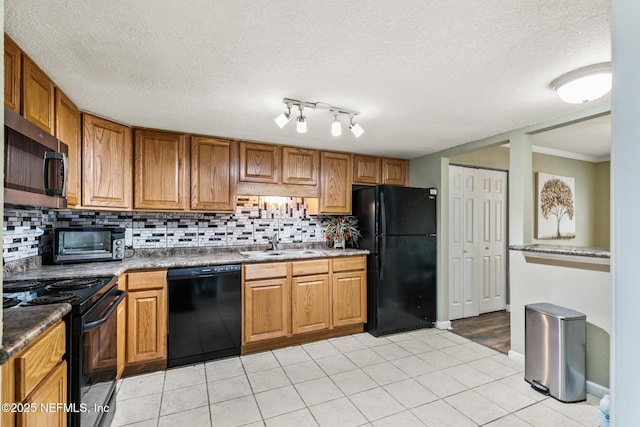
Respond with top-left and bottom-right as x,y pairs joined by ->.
239,142 -> 279,183
22,55 -> 55,135
353,154 -> 381,185
282,147 -> 318,186
191,136 -> 237,212
55,88 -> 81,207
319,151 -> 352,214
382,158 -> 409,186
83,114 -> 133,209
4,34 -> 21,113
134,130 -> 188,210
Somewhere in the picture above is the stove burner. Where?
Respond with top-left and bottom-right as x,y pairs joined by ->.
3,297 -> 22,309
48,278 -> 103,291
3,280 -> 47,293
23,293 -> 79,306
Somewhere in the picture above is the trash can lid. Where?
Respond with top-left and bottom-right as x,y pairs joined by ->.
525,303 -> 586,320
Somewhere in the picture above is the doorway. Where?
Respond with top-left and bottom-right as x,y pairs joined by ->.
448,165 -> 508,320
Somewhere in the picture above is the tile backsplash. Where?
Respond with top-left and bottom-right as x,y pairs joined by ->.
3,197 -> 332,264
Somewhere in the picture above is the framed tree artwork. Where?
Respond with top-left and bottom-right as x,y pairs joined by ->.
536,172 -> 576,239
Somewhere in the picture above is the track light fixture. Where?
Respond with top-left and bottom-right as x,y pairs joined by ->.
274,98 -> 363,138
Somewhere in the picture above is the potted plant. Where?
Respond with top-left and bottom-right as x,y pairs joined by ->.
325,216 -> 362,248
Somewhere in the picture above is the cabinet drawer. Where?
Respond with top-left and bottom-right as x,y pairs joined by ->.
244,262 -> 288,281
332,256 -> 366,272
15,321 -> 65,401
126,270 -> 167,291
291,259 -> 329,276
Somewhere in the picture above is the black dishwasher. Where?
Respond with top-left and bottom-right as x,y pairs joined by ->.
167,264 -> 242,368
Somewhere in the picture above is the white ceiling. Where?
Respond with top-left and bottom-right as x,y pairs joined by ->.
4,1 -> 611,159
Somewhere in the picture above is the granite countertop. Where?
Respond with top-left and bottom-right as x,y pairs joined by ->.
509,244 -> 610,259
4,247 -> 369,281
1,304 -> 71,364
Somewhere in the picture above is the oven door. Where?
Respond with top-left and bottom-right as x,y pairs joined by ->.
75,287 -> 125,427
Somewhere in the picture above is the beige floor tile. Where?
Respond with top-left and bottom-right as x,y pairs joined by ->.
391,355 -> 438,377
205,357 -> 245,382
207,375 -> 253,404
350,387 -> 405,421
254,385 -> 306,419
467,356 -> 518,379
302,340 -> 341,359
444,332 -> 472,344
475,380 -> 537,412
488,353 -> 525,372
515,402 -> 583,426
499,374 -> 549,402
372,343 -> 412,360
344,348 -> 386,367
283,360 -> 327,384
542,397 -> 600,426
397,338 -> 436,355
440,343 -> 486,363
443,363 -> 494,388
160,383 -> 209,416
411,399 -> 476,427
209,395 -> 262,427
241,352 -> 280,373
445,389 -> 510,424
385,332 -> 416,343
383,378 -> 438,409
117,420 -> 158,427
415,370 -> 468,398
315,354 -> 358,375
372,410 -> 426,427
295,377 -> 344,406
461,341 -> 499,356
329,335 -> 368,353
330,369 -> 379,395
484,414 -> 533,427
112,393 -> 162,426
352,332 -> 392,348
158,405 -> 211,427
265,408 -> 319,427
272,345 -> 312,366
163,363 -> 206,391
117,371 -> 165,401
363,361 -> 410,386
417,334 -> 458,350
417,349 -> 463,369
309,397 -> 368,427
247,367 -> 291,393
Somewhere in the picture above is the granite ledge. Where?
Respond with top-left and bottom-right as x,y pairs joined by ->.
1,304 -> 71,364
509,244 -> 610,259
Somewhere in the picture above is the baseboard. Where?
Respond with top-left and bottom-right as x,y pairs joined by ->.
436,320 -> 452,330
508,350 -> 525,366
587,381 -> 609,398
506,304 -> 511,312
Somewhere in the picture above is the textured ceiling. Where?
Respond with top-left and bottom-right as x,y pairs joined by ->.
4,1 -> 611,159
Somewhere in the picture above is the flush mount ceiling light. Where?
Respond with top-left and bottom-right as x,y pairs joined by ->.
550,62 -> 612,104
274,98 -> 364,138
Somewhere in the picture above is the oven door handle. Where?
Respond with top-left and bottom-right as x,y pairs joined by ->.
83,290 -> 126,333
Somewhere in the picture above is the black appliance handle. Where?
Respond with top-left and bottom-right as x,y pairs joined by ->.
83,290 -> 126,332
43,151 -> 65,197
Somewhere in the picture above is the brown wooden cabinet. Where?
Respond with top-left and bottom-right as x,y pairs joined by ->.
55,88 -> 81,207
191,136 -> 237,212
4,34 -> 21,113
22,55 -> 55,135
82,114 -> 133,209
352,154 -> 381,185
282,146 -> 318,186
331,256 -> 367,327
319,151 -> 352,214
239,141 -> 280,183
124,270 -> 167,369
291,259 -> 330,334
1,321 -> 66,427
134,130 -> 188,210
243,263 -> 290,343
382,158 -> 409,186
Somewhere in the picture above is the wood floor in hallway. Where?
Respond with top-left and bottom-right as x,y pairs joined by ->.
450,310 -> 511,354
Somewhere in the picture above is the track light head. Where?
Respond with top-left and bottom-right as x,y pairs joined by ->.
331,113 -> 342,137
274,103 -> 292,128
349,117 -> 364,138
296,106 -> 307,133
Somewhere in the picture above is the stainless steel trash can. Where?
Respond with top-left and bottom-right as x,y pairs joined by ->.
525,303 -> 586,402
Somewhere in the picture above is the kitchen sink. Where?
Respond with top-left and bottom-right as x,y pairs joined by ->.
239,249 -> 323,258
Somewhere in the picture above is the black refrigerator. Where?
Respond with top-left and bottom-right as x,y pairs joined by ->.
352,185 -> 437,336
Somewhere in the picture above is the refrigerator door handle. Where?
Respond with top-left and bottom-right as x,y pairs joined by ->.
428,233 -> 437,237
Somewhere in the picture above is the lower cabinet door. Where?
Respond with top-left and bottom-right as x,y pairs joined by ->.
332,270 -> 367,326
292,274 -> 330,334
18,361 -> 67,427
244,278 -> 290,343
127,290 -> 167,364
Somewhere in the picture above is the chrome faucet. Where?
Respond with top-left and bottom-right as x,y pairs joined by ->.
267,233 -> 279,251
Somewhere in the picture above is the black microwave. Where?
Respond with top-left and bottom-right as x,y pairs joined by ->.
4,106 -> 68,208
53,227 -> 126,264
